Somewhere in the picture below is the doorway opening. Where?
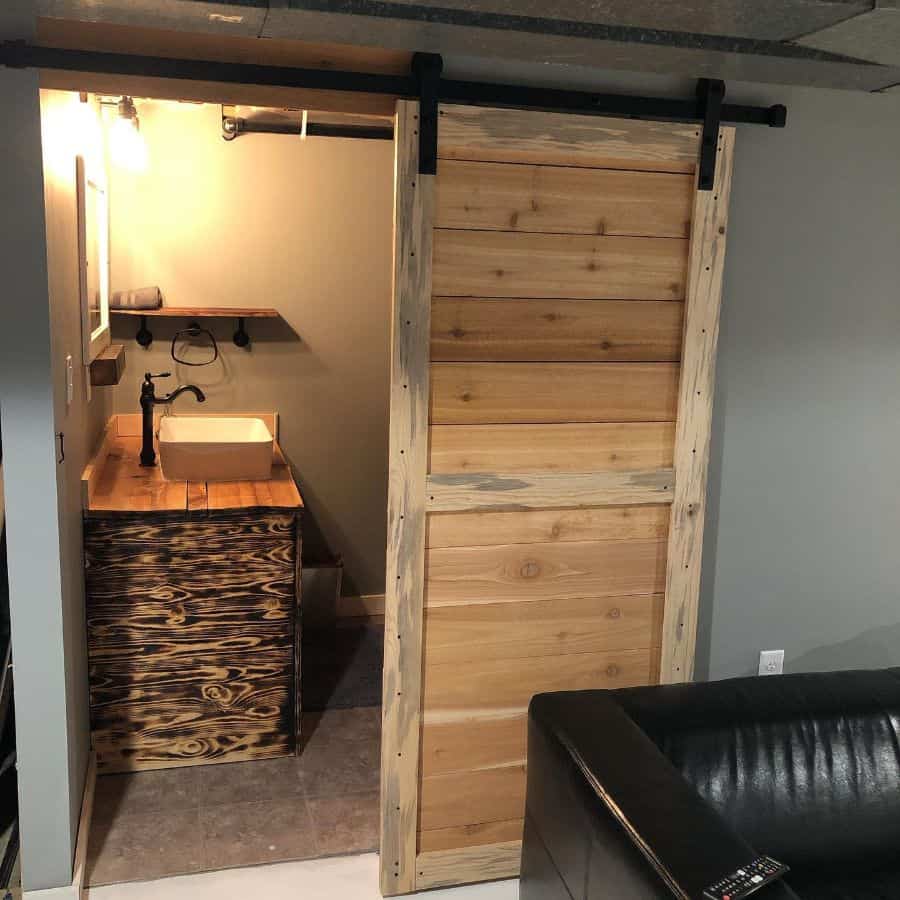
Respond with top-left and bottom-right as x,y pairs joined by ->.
39,85 -> 394,887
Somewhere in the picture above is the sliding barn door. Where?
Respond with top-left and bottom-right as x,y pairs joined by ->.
381,99 -> 735,895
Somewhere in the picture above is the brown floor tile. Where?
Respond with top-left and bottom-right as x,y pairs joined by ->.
86,807 -> 205,886
93,768 -> 202,824
307,791 -> 379,857
301,707 -> 381,750
299,733 -> 380,799
198,755 -> 305,807
199,798 -> 318,870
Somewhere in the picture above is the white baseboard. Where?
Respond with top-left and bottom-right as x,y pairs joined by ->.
24,753 -> 97,900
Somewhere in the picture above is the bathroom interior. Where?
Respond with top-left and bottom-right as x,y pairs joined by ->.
40,85 -> 394,884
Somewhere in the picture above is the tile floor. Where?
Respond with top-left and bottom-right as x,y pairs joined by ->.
86,707 -> 381,887
85,853 -> 519,900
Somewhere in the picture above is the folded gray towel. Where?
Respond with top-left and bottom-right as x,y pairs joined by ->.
110,286 -> 162,309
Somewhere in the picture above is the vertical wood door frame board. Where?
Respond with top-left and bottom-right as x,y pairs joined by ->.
380,98 -> 435,896
659,126 -> 736,684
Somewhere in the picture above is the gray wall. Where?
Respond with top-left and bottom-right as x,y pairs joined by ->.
107,102 -> 394,597
697,82 -> 900,680
0,10 -> 110,892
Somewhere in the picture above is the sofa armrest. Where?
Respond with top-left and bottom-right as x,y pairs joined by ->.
526,692 -> 800,900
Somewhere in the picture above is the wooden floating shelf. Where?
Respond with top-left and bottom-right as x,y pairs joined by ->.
111,307 -> 280,348
111,307 -> 279,318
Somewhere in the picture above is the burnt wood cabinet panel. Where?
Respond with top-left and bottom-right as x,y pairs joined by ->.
84,508 -> 301,772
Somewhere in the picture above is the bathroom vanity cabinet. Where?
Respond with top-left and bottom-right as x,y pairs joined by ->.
81,414 -> 303,772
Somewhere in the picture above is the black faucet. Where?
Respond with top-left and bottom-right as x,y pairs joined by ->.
139,372 -> 206,467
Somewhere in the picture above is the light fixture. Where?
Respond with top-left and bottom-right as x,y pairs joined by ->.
117,95 -> 139,125
108,95 -> 148,171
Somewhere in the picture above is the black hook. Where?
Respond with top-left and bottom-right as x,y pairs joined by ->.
233,317 -> 250,348
136,315 -> 153,348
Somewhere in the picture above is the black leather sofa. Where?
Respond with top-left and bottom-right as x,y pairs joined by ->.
520,668 -> 900,900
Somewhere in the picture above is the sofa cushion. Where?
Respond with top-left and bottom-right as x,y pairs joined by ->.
610,669 -> 900,873
790,868 -> 900,899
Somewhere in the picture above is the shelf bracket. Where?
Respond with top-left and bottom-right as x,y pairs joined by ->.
233,317 -> 250,348
696,78 -> 725,191
412,52 -> 442,176
135,315 -> 153,348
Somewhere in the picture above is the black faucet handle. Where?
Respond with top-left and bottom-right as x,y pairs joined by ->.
144,371 -> 172,383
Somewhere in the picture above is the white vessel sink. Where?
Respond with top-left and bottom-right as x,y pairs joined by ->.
158,417 -> 274,482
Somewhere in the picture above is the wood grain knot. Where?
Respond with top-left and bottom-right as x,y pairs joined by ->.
607,607 -> 621,620
519,560 -> 541,579
606,664 -> 620,677
202,685 -> 233,705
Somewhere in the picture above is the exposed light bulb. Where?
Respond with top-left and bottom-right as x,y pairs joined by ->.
109,96 -> 148,172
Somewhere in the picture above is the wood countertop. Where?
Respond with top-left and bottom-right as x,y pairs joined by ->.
82,415 -> 303,514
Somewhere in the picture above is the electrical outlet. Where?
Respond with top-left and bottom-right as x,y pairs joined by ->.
758,649 -> 784,676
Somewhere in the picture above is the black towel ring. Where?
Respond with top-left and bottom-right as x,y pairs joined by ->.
171,321 -> 219,367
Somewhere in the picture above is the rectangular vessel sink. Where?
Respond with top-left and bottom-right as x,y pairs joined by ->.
158,417 -> 274,482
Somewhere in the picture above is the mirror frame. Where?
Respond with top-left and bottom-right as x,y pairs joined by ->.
76,154 -> 111,365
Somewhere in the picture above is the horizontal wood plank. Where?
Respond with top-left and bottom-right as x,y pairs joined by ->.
429,422 -> 674,474
431,297 -> 683,362
421,714 -> 527,778
423,647 -> 652,713
433,229 -> 688,301
437,105 -> 700,173
426,505 -> 670,549
416,841 -> 522,891
423,593 -> 663,666
418,819 -> 523,854
89,652 -> 294,708
426,469 -> 674,513
91,666 -> 293,772
110,306 -> 278,318
437,159 -> 693,238
419,765 -> 525,832
430,362 -> 679,425
425,538 -> 666,609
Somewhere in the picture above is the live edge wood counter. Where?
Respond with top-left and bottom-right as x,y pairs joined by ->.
81,415 -> 304,773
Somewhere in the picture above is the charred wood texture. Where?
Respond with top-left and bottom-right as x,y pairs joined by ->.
85,510 -> 300,772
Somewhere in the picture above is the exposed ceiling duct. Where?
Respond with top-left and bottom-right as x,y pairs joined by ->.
35,0 -> 900,92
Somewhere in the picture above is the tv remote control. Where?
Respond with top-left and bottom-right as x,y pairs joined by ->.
702,856 -> 790,900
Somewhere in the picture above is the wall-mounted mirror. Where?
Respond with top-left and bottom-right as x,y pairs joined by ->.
76,154 -> 110,364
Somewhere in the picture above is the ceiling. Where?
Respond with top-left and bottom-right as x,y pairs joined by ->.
35,0 -> 900,92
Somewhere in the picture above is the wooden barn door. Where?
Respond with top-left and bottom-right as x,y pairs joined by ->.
381,99 -> 735,895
